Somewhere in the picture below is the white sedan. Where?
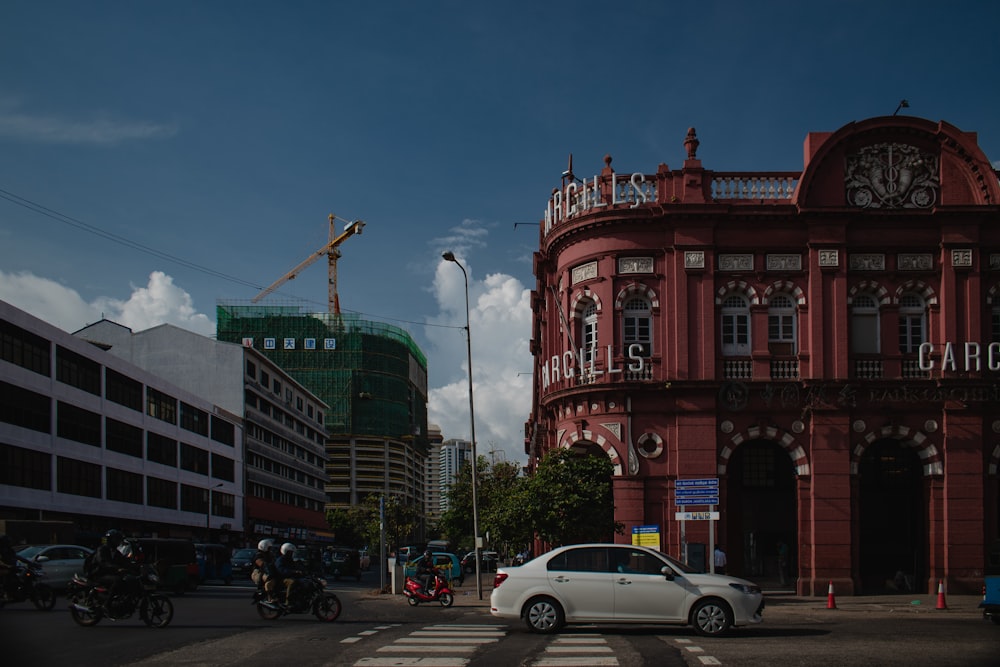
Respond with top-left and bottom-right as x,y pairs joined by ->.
15,544 -> 94,590
490,543 -> 764,636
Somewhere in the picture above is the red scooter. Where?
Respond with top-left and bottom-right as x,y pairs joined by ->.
403,570 -> 454,607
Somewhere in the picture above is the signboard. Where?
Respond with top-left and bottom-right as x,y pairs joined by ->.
631,524 -> 661,548
675,511 -> 720,521
674,478 -> 719,505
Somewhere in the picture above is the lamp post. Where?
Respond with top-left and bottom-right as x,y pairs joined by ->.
442,251 -> 483,600
207,482 -> 223,542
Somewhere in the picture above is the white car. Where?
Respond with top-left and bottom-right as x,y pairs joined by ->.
490,543 -> 764,636
14,544 -> 94,590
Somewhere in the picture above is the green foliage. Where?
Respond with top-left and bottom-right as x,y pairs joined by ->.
325,494 -> 420,552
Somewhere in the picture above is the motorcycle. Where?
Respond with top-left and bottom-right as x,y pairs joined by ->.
253,573 -> 341,622
403,570 -> 455,607
0,563 -> 56,611
67,565 -> 174,627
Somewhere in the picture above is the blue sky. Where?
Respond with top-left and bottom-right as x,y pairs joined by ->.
2,1 -> 999,466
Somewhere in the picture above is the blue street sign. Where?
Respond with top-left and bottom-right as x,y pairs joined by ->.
675,497 -> 718,505
675,478 -> 719,488
675,488 -> 720,496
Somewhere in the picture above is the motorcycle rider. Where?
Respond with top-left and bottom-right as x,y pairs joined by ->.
252,538 -> 279,602
91,529 -> 139,610
416,549 -> 437,596
275,542 -> 306,606
0,534 -> 32,597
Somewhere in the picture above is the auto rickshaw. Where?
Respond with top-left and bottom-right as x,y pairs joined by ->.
980,540 -> 1000,625
195,543 -> 233,585
403,552 -> 463,588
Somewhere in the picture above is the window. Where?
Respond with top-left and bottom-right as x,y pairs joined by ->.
623,296 -> 652,356
721,294 -> 751,356
211,416 -> 235,446
767,294 -> 797,355
105,418 -> 143,458
56,345 -> 101,395
106,467 -> 143,504
578,300 -> 598,365
180,483 -> 208,513
180,443 -> 209,475
146,387 -> 177,424
147,432 -> 178,467
57,456 -> 101,498
273,379 -> 281,396
0,379 -> 50,433
0,442 -> 51,490
851,293 -> 881,354
56,401 -> 101,446
260,370 -> 270,388
147,477 -> 177,509
548,547 -> 609,573
1,319 -> 50,376
211,453 -> 235,482
898,292 -> 926,354
180,402 -> 209,436
611,548 -> 665,575
212,490 -> 235,518
246,359 -> 257,379
106,369 -> 142,411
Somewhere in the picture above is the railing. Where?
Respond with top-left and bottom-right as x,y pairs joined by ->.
901,358 -> 930,379
723,359 -> 753,380
770,359 -> 800,380
854,359 -> 884,380
710,173 -> 798,200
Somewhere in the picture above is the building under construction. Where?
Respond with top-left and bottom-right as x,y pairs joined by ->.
216,303 -> 429,512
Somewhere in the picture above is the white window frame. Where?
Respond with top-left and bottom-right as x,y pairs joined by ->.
851,293 -> 881,354
898,292 -> 926,354
767,293 -> 797,354
622,296 -> 652,357
721,294 -> 750,357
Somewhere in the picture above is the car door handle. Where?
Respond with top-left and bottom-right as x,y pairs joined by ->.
616,578 -> 632,585
552,576 -> 571,583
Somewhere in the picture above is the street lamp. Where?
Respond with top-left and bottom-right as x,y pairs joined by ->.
206,482 -> 223,542
442,251 -> 483,600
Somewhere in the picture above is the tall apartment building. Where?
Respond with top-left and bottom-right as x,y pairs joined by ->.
74,319 -> 330,544
437,439 -> 472,515
528,116 -> 1000,595
215,304 -> 429,523
1,300 -> 243,543
424,424 -> 444,526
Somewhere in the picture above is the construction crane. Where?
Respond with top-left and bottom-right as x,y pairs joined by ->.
252,213 -> 365,314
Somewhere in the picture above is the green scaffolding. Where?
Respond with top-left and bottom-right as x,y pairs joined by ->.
216,302 -> 428,451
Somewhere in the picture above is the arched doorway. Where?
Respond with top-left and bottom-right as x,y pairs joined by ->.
858,439 -> 925,593
726,440 -> 798,586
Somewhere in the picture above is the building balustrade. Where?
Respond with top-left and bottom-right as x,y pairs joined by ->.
710,173 -> 798,200
723,359 -> 753,380
769,358 -> 800,380
854,358 -> 884,379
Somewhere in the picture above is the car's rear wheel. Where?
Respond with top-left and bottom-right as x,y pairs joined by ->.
523,596 -> 564,634
691,598 -> 733,636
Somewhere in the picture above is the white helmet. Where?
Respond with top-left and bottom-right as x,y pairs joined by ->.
280,542 -> 295,556
258,538 -> 274,551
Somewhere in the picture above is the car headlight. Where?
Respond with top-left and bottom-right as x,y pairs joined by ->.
729,583 -> 760,595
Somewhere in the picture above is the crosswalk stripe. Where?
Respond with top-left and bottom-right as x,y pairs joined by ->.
354,659 -> 468,666
533,658 -> 619,666
545,645 -> 614,653
377,646 -> 477,653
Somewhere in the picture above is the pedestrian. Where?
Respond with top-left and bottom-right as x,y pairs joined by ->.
777,541 -> 789,585
714,545 -> 727,575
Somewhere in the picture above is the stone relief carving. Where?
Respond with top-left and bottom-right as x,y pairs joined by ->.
845,143 -> 939,209
849,254 -> 885,271
767,254 -> 802,271
951,249 -> 972,267
572,261 -> 598,284
684,251 -> 705,269
600,422 -> 622,439
719,254 -> 753,271
618,257 -> 653,274
898,253 -> 933,271
818,249 -> 839,267
991,254 -> 1000,270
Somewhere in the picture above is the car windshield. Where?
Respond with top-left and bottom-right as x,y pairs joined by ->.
15,545 -> 44,558
233,548 -> 255,560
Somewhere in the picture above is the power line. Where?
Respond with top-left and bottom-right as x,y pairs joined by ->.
0,187 -> 465,331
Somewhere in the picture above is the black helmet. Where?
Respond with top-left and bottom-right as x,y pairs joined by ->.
104,529 -> 124,548
423,549 -> 433,560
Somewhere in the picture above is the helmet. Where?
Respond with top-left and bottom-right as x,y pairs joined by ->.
280,542 -> 295,556
258,538 -> 275,551
423,549 -> 433,560
104,529 -> 124,548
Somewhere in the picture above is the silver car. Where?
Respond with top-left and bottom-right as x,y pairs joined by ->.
489,543 -> 764,636
15,544 -> 94,590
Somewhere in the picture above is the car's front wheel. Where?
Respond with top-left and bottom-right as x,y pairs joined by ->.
523,596 -> 564,634
691,598 -> 733,636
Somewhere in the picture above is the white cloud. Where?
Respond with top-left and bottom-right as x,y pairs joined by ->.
427,256 -> 533,468
0,270 -> 213,336
0,98 -> 177,145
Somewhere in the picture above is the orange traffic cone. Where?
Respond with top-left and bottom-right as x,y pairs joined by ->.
935,580 -> 947,610
826,581 -> 837,609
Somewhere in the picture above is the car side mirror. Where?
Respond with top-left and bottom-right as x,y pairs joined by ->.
36,555 -> 49,563
660,566 -> 675,580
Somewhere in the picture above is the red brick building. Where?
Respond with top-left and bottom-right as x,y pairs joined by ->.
527,116 -> 1000,595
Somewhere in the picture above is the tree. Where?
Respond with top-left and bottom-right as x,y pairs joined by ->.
524,447 -> 623,546
325,494 -> 420,553
440,457 -> 532,552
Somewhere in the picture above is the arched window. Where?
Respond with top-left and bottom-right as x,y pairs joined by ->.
622,296 -> 652,357
768,293 -> 797,355
851,293 -> 881,354
721,294 -> 750,356
898,292 -> 926,354
579,300 -> 598,365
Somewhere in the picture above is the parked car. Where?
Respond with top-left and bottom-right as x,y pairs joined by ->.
462,550 -> 499,573
14,544 -> 93,590
231,547 -> 257,579
490,543 -> 764,636
403,552 -> 463,587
